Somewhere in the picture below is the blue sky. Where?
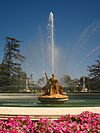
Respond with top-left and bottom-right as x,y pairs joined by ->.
0,0 -> 100,80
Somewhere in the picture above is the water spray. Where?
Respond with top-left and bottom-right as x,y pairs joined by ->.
48,12 -> 55,74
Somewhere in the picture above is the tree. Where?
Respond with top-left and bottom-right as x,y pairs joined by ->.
88,56 -> 100,92
37,77 -> 46,87
60,75 -> 73,92
60,75 -> 72,86
0,37 -> 26,91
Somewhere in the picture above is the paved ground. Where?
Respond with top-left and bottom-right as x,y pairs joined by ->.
0,107 -> 100,120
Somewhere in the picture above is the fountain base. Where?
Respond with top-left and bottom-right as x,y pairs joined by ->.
38,94 -> 68,104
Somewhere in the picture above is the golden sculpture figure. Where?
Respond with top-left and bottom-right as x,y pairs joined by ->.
38,73 -> 68,103
42,73 -> 63,95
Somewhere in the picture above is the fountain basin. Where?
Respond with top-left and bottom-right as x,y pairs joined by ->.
38,94 -> 68,104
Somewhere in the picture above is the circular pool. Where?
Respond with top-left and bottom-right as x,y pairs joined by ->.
0,93 -> 100,107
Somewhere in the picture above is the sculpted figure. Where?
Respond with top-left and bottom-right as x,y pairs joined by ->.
42,73 -> 63,96
49,74 -> 59,94
39,73 -> 68,103
42,73 -> 51,95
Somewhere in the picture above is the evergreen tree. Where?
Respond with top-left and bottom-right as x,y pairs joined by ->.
88,56 -> 100,92
0,37 -> 26,91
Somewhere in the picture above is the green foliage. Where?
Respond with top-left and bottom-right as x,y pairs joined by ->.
88,56 -> 100,92
60,75 -> 75,92
0,37 -> 26,92
60,75 -> 72,86
37,77 -> 46,87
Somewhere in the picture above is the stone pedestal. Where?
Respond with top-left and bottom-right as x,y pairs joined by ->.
81,76 -> 87,92
23,79 -> 30,92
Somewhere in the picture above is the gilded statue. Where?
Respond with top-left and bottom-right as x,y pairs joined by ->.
42,73 -> 63,96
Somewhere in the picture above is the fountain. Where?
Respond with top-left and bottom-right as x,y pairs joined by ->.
38,12 -> 68,103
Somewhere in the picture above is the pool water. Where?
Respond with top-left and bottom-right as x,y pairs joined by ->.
0,96 -> 100,107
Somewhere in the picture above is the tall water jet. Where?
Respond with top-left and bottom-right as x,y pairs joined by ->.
48,12 -> 55,74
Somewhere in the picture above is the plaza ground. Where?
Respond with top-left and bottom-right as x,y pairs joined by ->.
0,107 -> 100,120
